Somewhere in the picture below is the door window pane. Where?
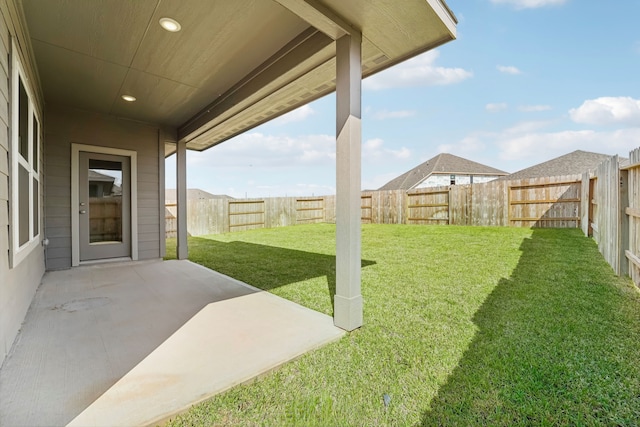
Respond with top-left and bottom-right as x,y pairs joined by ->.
89,160 -> 123,243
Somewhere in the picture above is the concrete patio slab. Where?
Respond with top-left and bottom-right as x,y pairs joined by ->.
0,260 -> 344,426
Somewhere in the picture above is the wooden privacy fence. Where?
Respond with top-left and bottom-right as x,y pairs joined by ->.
296,198 -> 325,223
166,147 -> 640,287
165,196 -> 337,236
89,197 -> 123,241
407,189 -> 450,224
587,148 -> 640,286
359,175 -> 582,228
168,174 -> 585,237
625,148 -> 640,286
508,179 -> 581,228
229,200 -> 265,230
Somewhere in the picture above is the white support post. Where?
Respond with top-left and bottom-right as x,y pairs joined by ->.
334,31 -> 363,331
176,139 -> 188,260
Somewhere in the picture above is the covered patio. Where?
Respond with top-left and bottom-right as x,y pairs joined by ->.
0,260 -> 344,426
1,1 -> 457,424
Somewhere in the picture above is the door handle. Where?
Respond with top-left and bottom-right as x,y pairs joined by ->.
80,210 -> 87,214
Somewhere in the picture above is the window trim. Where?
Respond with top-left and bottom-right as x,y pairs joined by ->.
10,39 -> 41,268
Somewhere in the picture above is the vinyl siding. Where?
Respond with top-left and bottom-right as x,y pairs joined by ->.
415,173 -> 503,188
44,106 -> 161,269
0,0 -> 45,366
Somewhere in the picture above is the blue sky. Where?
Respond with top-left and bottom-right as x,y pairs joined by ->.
166,0 -> 640,198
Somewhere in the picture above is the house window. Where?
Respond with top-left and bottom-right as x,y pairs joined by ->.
11,41 -> 41,267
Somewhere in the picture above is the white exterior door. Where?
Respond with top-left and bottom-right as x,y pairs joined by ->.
78,151 -> 131,261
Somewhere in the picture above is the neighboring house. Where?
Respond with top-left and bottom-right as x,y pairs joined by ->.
89,170 -> 119,198
500,150 -> 626,180
165,188 -> 233,202
0,0 -> 457,361
378,153 -> 508,191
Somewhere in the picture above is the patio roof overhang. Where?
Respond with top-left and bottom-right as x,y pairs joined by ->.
20,0 -> 457,155
21,0 -> 457,331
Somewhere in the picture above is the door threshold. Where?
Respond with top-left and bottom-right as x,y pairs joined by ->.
79,257 -> 133,266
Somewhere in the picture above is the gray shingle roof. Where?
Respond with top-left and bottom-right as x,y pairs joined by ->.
88,170 -> 115,182
378,153 -> 508,191
500,150 -> 625,180
165,189 -> 233,201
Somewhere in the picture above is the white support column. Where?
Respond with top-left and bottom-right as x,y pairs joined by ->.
334,31 -> 363,331
176,139 -> 188,260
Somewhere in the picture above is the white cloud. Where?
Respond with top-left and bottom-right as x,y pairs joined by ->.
497,130 -> 594,161
188,132 -> 335,169
362,138 -> 411,161
441,119 -> 638,173
486,102 -> 508,112
569,96 -> 640,126
372,109 -> 416,120
504,120 -> 552,134
497,65 -> 522,75
254,183 -> 335,198
438,134 -> 487,154
363,172 -> 401,191
496,128 -> 640,165
271,104 -> 315,125
222,182 -> 336,199
363,50 -> 472,90
518,104 -> 552,112
186,134 -> 409,178
490,0 -> 567,9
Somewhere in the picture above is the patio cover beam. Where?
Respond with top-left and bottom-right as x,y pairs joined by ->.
176,139 -> 188,260
272,0 -> 352,40
178,28 -> 333,144
334,30 -> 362,331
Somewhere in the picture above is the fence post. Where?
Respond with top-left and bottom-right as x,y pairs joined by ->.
620,169 -> 630,276
447,186 -> 453,225
581,172 -> 589,236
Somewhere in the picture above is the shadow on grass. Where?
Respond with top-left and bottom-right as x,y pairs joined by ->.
182,237 -> 375,312
420,228 -> 640,426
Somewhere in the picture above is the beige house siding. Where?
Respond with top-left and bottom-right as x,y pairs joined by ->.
0,1 -> 46,366
44,106 -> 162,269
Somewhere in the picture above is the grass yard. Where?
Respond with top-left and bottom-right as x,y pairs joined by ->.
165,224 -> 640,426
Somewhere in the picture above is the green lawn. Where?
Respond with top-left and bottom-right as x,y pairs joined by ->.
165,224 -> 640,426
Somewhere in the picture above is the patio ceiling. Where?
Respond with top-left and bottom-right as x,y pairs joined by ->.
20,0 -> 456,154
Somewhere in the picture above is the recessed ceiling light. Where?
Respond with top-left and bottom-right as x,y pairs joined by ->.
121,95 -> 136,102
159,17 -> 181,32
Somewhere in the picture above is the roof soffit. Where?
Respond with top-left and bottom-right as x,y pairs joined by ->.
183,0 -> 457,150
21,0 -> 457,151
